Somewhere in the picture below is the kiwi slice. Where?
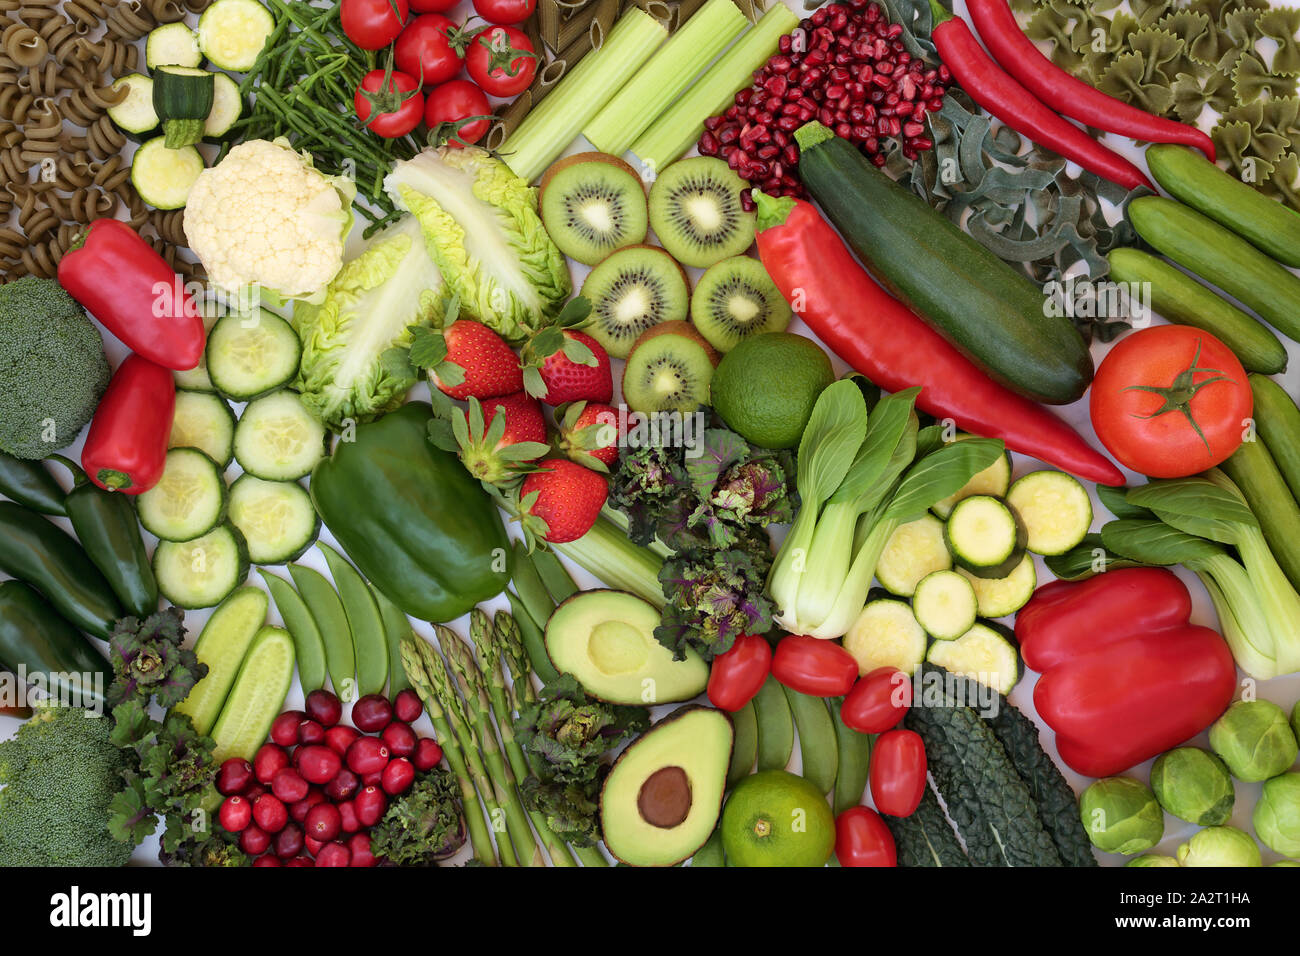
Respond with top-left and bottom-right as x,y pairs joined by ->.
622,320 -> 720,415
539,152 -> 648,265
647,157 -> 756,269
580,245 -> 690,359
690,255 -> 792,352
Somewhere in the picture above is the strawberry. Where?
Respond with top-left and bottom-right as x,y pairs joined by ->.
517,458 -> 608,543
409,319 -> 522,400
556,401 -> 621,471
453,393 -> 550,485
519,299 -> 613,405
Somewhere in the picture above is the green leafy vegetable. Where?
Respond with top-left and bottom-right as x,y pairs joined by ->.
658,546 -> 775,660
369,767 -> 467,865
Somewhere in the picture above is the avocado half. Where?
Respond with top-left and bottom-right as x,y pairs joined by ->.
600,705 -> 734,867
545,589 -> 709,705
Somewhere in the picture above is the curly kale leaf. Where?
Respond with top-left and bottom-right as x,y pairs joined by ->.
370,767 -> 467,865
521,775 -> 602,847
107,607 -> 206,709
513,673 -> 649,785
656,547 -> 775,660
607,442 -> 691,545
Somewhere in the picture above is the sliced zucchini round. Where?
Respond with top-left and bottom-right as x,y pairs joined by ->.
170,389 -> 236,467
207,309 -> 301,401
137,447 -> 228,542
153,523 -> 250,609
1005,470 -> 1092,556
197,0 -> 275,71
844,598 -> 927,676
912,569 -> 978,641
227,474 -> 320,565
233,391 -> 327,481
957,556 -> 1037,619
107,74 -> 159,139
944,495 -> 1026,579
875,514 -> 951,597
204,72 -> 243,141
130,137 -> 203,210
146,22 -> 202,69
925,622 -> 1021,696
931,436 -> 1012,519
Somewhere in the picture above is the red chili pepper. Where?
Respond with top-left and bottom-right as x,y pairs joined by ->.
869,729 -> 927,818
835,806 -> 897,867
706,633 -> 772,712
57,219 -> 205,371
771,635 -> 859,697
967,0 -> 1214,161
81,355 -> 175,494
753,193 -> 1124,486
841,666 -> 911,734
928,0 -> 1153,191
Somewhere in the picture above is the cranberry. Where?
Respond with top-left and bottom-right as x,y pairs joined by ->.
274,822 -> 305,859
381,757 -> 416,795
240,824 -> 270,856
348,832 -> 377,867
253,743 -> 289,784
391,688 -> 422,722
305,689 -> 342,727
296,744 -> 343,785
305,802 -> 342,842
324,724 -> 361,756
347,736 -> 390,775
271,767 -> 310,803
253,794 -> 288,833
355,785 -> 388,827
337,800 -> 361,834
270,711 -> 304,748
285,855 -> 314,867
381,721 -> 417,758
218,795 -> 252,833
413,738 -> 444,771
290,790 -> 326,824
252,854 -> 281,867
297,718 -> 326,746
315,842 -> 351,867
324,767 -> 360,802
304,835 -> 327,857
215,758 -> 254,796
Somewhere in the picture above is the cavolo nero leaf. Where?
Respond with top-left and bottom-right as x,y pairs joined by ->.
884,786 -> 970,867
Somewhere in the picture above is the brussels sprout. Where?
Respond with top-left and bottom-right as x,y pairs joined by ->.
1209,700 -> 1298,782
1253,772 -> 1300,857
1176,826 -> 1262,867
1150,747 -> 1234,825
1079,777 -> 1163,855
1126,854 -> 1179,867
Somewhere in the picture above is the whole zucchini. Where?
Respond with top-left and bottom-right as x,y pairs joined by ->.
793,122 -> 1093,405
1128,196 -> 1300,342
1250,373 -> 1300,504
1146,144 -> 1300,269
152,66 -> 214,148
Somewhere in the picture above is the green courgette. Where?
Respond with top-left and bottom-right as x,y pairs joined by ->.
793,122 -> 1093,405
1249,373 -> 1300,506
151,66 -> 215,148
1220,436 -> 1300,594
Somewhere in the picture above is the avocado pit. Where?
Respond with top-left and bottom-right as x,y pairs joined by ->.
637,765 -> 693,828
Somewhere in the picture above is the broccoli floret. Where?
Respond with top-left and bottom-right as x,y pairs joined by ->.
0,703 -> 134,866
0,277 -> 111,460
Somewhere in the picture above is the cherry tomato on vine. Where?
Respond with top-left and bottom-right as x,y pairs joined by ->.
424,79 -> 492,148
706,634 -> 772,712
395,14 -> 466,88
472,0 -> 535,25
465,25 -> 538,98
771,634 -> 858,697
341,0 -> 409,50
868,729 -> 927,817
835,806 -> 897,867
841,666 -> 911,734
354,68 -> 424,138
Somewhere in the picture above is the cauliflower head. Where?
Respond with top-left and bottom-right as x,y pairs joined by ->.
184,138 -> 356,302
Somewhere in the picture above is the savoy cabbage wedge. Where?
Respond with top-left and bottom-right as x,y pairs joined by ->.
384,146 -> 570,343
292,214 -> 445,431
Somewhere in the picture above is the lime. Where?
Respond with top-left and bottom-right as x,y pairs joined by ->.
720,769 -> 836,867
709,332 -> 834,449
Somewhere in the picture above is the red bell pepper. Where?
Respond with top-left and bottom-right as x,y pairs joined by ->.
81,354 -> 176,494
706,633 -> 772,712
57,219 -> 206,371
1017,567 -> 1236,776
771,634 -> 859,697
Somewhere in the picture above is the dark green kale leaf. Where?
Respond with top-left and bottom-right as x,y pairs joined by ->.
513,674 -> 649,785
370,767 -> 467,865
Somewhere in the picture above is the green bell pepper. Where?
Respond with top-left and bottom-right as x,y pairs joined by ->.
309,403 -> 511,623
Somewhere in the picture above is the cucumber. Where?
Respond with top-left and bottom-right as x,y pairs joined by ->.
1250,373 -> 1300,505
875,514 -> 951,597
1005,471 -> 1091,556
107,74 -> 158,138
197,0 -> 275,71
1220,438 -> 1300,594
204,72 -> 243,141
318,542 -> 388,697
783,686 -> 839,794
912,569 -> 978,640
1128,196 -> 1300,342
233,391 -> 327,480
210,625 -> 295,763
753,675 -> 794,772
130,137 -> 203,209
257,568 -> 328,694
153,523 -> 250,609
844,597 -> 927,676
207,310 -> 301,401
1107,248 -> 1287,375
227,474 -> 319,565
288,563 -> 355,701
175,307 -> 221,391
925,622 -> 1021,696
829,698 -> 872,815
795,123 -> 1093,405
931,437 -> 1012,519
944,495 -> 1027,579
373,587 -> 412,697
151,66 -> 214,148
1146,144 -> 1300,269
169,389 -> 235,467
726,698 -> 757,789
137,447 -> 227,542
146,22 -> 201,69
172,586 -> 267,735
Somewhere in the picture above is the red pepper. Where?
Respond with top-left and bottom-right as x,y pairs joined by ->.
869,729 -> 927,818
706,633 -> 772,712
57,219 -> 205,371
967,0 -> 1215,161
835,806 -> 897,867
841,666 -> 911,734
81,355 -> 175,494
1017,568 -> 1236,777
928,0 -> 1153,191
771,635 -> 859,697
753,193 -> 1124,486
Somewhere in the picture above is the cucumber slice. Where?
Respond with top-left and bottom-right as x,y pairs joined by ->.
197,0 -> 275,71
258,569 -> 329,695
944,495 -> 1027,579
876,514 -> 951,597
233,391 -> 327,481
912,569 -> 978,641
931,436 -> 1012,519
926,622 -> 1021,696
228,474 -> 319,565
169,390 -> 235,467
153,523 -> 250,609
1005,471 -> 1092,556
844,597 -> 927,676
210,625 -> 295,763
130,137 -> 203,209
107,74 -> 158,138
146,22 -> 201,68
207,310 -> 301,401
172,586 -> 267,735
175,306 -> 221,391
204,72 -> 243,140
957,556 -> 1037,619
137,447 -> 227,542
318,542 -> 388,697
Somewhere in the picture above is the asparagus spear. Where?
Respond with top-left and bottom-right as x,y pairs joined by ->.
400,635 -> 497,867
469,609 -> 576,867
495,611 -> 611,869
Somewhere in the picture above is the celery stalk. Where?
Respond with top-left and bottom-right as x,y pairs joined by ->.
550,515 -> 667,609
630,2 -> 799,170
583,0 -> 748,159
500,9 -> 667,182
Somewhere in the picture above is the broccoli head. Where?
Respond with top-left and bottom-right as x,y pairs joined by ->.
0,276 -> 111,459
0,702 -> 134,866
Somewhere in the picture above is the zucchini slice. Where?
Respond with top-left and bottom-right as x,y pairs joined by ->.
204,72 -> 243,141
197,0 -> 275,71
153,523 -> 250,609
876,514 -> 951,597
227,474 -> 320,565
207,309 -> 301,401
107,74 -> 159,138
130,137 -> 203,209
137,447 -> 228,542
844,597 -> 927,676
912,570 -> 978,641
169,389 -> 236,467
146,22 -> 202,69
1005,471 -> 1092,556
931,436 -> 1012,519
233,391 -> 327,481
957,556 -> 1037,619
944,495 -> 1026,579
926,622 -> 1021,696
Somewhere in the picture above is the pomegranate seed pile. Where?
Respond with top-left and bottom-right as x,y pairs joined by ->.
699,0 -> 953,207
